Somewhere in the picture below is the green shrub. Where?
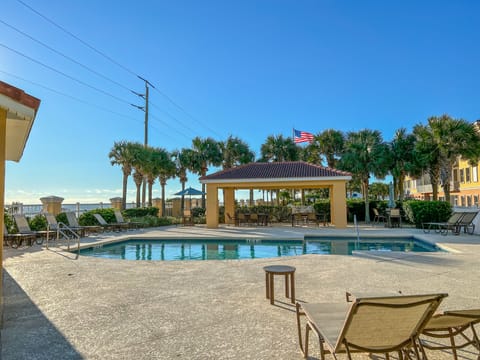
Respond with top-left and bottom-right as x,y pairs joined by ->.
4,213 -> 15,233
28,214 -> 47,231
79,208 -> 115,226
403,200 -> 452,228
191,207 -> 205,218
123,207 -> 158,218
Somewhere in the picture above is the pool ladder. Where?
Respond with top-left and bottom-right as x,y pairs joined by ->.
46,222 -> 81,259
353,215 -> 360,249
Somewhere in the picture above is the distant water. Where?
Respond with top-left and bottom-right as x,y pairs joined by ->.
6,202 -> 137,217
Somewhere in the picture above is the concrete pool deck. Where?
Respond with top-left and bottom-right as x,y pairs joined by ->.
2,224 -> 480,359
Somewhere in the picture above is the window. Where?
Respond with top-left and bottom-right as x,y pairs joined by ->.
466,168 -> 471,182
453,168 -> 459,182
461,196 -> 466,206
474,195 -> 479,207
467,196 -> 472,207
473,166 -> 478,182
460,169 -> 465,183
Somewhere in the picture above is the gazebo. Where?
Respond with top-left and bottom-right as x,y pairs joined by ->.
199,161 -> 352,229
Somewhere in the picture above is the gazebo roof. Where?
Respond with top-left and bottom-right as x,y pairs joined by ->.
0,81 -> 41,162
200,161 -> 351,183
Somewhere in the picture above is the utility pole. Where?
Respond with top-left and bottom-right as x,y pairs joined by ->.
131,77 -> 155,207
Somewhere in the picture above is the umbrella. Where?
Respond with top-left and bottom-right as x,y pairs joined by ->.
388,182 -> 396,208
174,187 -> 205,210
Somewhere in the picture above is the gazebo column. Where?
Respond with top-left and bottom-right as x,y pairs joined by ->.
331,182 -> 347,228
224,188 -> 235,224
206,183 -> 219,229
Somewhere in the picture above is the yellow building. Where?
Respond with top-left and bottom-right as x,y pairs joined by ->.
404,157 -> 480,206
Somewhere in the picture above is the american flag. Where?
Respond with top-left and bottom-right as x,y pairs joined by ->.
294,129 -> 314,143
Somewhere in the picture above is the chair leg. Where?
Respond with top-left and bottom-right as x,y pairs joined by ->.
295,303 -> 306,357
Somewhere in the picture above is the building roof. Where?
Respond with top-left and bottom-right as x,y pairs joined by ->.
0,81 -> 41,162
200,161 -> 351,183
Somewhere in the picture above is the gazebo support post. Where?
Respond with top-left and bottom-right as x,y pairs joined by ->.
206,183 -> 219,229
331,182 -> 348,228
224,188 -> 235,224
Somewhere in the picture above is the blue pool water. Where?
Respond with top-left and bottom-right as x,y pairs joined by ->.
79,237 -> 443,261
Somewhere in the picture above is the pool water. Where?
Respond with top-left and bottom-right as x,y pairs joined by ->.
79,237 -> 443,261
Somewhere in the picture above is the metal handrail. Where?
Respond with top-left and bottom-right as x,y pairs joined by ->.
46,221 -> 81,259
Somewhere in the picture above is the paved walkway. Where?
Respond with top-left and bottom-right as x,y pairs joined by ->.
2,224 -> 480,359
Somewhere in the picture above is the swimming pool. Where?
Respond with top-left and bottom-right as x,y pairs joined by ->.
79,237 -> 443,261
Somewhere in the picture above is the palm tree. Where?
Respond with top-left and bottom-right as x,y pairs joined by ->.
109,141 -> 136,210
142,146 -> 163,207
339,129 -> 391,223
190,137 -> 223,208
172,148 -> 194,212
130,143 -> 149,208
316,129 -> 345,168
414,115 -> 480,202
221,136 -> 255,169
389,128 -> 417,201
157,149 -> 176,217
260,135 -> 299,162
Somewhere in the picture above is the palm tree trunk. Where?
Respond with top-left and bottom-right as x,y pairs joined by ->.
161,184 -> 166,216
181,181 -> 186,213
122,172 -> 128,210
363,179 -> 370,223
135,184 -> 141,208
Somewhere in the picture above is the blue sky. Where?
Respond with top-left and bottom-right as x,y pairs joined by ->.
2,0 -> 480,204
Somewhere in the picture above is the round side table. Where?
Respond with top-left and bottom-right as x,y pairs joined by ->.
263,265 -> 296,305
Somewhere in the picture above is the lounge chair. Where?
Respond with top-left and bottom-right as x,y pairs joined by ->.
13,214 -> 52,242
295,293 -> 447,359
93,214 -> 126,232
114,209 -> 141,229
421,308 -> 480,360
44,213 -> 85,238
422,212 -> 465,235
455,211 -> 478,234
65,212 -> 102,235
3,224 -> 37,248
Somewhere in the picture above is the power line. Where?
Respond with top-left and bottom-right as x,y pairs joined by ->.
0,68 -> 193,142
0,42 -> 133,105
149,102 -> 198,137
14,0 -> 226,140
15,0 -> 139,78
0,18 -> 134,93
150,86 -> 224,138
0,69 -> 141,123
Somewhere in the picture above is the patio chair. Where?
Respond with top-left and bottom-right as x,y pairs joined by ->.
421,309 -> 480,360
114,209 -> 142,229
226,212 -> 239,226
13,214 -> 51,243
387,208 -> 402,228
295,293 -> 447,359
182,209 -> 194,226
93,214 -> 126,232
455,211 -> 478,234
422,212 -> 465,235
373,208 -> 386,226
65,212 -> 102,235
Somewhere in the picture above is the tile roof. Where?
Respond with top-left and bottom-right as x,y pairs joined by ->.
200,161 -> 351,181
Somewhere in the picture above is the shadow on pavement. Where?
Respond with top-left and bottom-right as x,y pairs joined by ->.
1,270 -> 83,359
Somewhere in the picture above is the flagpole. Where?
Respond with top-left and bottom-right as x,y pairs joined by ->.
292,127 -> 295,142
